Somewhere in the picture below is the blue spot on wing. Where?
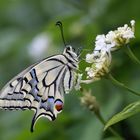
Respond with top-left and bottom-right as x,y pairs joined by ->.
41,97 -> 54,112
28,69 -> 40,101
30,69 -> 39,82
30,69 -> 36,78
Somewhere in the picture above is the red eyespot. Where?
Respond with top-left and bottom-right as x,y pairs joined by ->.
55,100 -> 63,111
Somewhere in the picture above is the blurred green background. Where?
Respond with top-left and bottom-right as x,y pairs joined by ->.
0,0 -> 140,140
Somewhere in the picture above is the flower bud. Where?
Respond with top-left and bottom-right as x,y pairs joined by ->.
80,90 -> 99,113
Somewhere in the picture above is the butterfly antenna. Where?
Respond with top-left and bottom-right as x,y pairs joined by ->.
56,21 -> 66,46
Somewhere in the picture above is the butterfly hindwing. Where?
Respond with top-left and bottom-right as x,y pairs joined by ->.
0,54 -> 76,131
0,45 -> 79,132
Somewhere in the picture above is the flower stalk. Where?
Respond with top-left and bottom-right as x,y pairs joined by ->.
95,111 -> 124,140
80,89 -> 123,139
107,73 -> 140,96
123,45 -> 140,65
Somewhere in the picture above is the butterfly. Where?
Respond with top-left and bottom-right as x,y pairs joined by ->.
0,45 -> 79,132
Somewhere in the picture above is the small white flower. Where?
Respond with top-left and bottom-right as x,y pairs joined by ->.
85,50 -> 112,80
130,20 -> 135,32
96,34 -> 106,41
106,31 -> 116,43
130,20 -> 135,27
117,25 -> 134,39
94,35 -> 106,53
94,33 -> 117,53
122,28 -> 134,39
86,53 -> 95,63
105,31 -> 118,51
105,20 -> 135,51
115,21 -> 135,45
85,67 -> 95,78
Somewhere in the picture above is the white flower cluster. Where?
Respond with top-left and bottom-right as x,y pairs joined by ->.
85,49 -> 112,80
85,20 -> 135,81
94,20 -> 135,53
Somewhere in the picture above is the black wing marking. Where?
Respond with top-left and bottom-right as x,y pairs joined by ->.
0,54 -> 76,132
30,64 -> 67,132
0,55 -> 65,101
63,67 -> 75,94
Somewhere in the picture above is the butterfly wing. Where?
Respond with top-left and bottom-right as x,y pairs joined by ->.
0,54 -> 75,132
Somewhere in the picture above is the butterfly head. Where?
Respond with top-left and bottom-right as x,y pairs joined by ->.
63,45 -> 78,63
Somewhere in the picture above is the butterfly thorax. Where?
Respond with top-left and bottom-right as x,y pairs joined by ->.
62,45 -> 78,70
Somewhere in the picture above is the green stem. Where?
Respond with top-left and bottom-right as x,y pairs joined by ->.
80,88 -> 123,139
107,74 -> 140,96
123,45 -> 140,65
95,111 -> 124,140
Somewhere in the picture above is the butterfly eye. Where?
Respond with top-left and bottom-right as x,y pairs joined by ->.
67,46 -> 71,51
55,100 -> 63,111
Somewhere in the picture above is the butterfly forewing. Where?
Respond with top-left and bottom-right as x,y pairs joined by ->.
0,48 -> 78,132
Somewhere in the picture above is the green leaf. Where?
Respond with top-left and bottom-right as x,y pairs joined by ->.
104,100 -> 140,131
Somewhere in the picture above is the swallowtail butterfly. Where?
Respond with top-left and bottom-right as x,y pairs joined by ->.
0,22 -> 79,132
